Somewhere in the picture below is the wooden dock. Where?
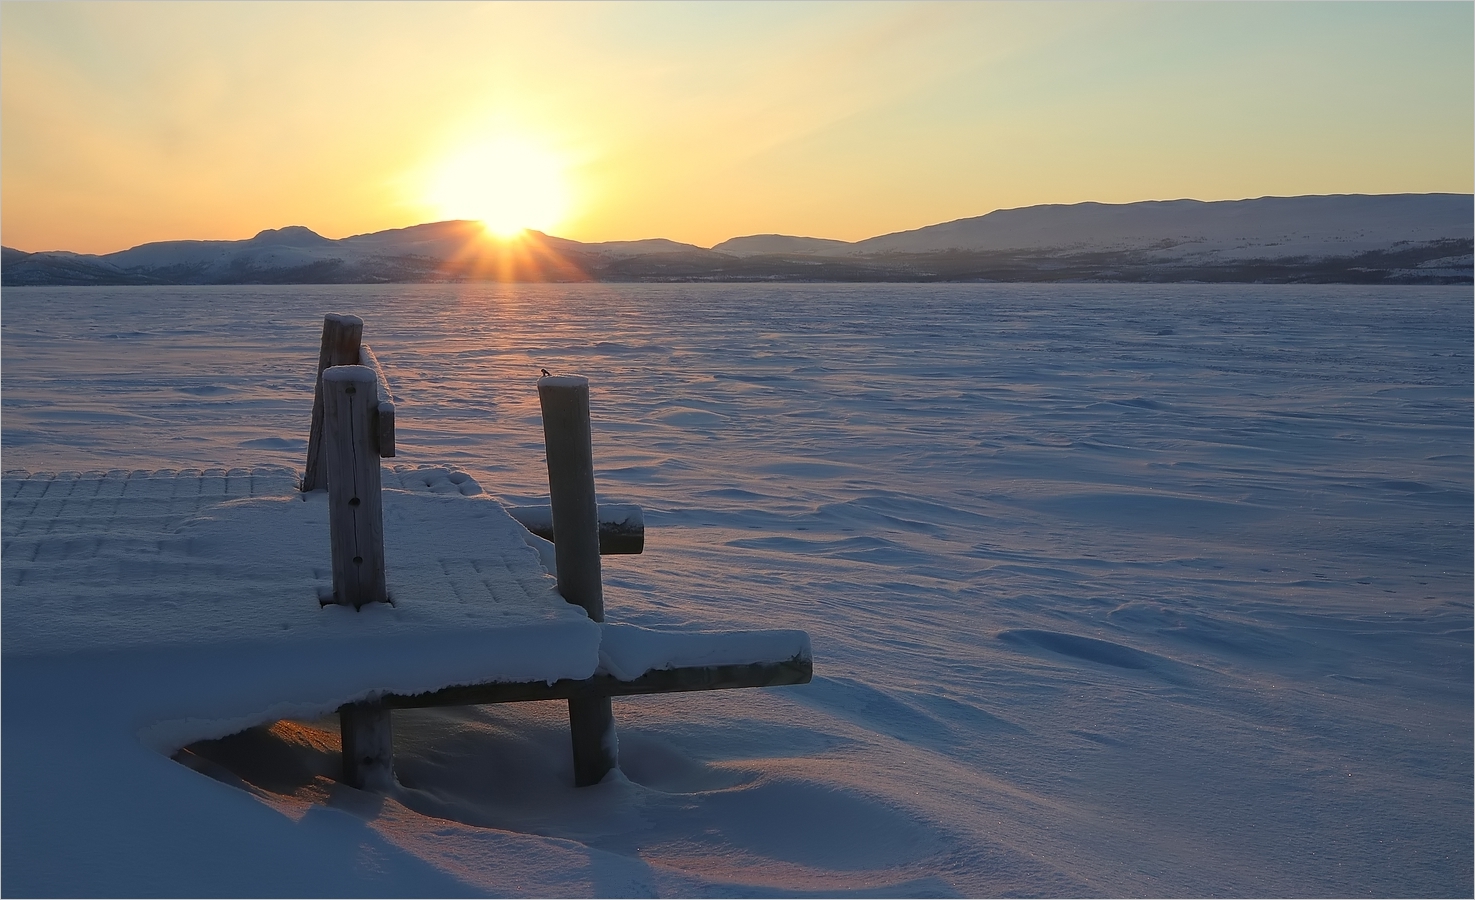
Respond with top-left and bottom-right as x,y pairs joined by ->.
2,312 -> 811,793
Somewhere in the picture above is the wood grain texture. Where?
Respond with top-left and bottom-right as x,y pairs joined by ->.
377,656 -> 814,708
537,375 -> 604,621
537,374 -> 617,785
302,314 -> 363,491
339,701 -> 394,792
322,365 -> 386,608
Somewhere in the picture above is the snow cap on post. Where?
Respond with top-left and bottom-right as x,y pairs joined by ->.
538,374 -> 589,390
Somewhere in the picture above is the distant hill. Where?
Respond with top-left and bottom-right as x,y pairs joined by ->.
712,234 -> 856,257
5,194 -> 1470,285
851,193 -> 1471,258
0,224 -> 729,286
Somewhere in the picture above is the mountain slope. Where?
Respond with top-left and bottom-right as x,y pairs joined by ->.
4,194 -> 1469,285
723,194 -> 1472,284
711,234 -> 857,257
852,193 -> 1472,259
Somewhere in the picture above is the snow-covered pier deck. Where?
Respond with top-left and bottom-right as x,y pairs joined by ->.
2,465 -> 808,748
2,312 -> 813,892
0,464 -> 807,892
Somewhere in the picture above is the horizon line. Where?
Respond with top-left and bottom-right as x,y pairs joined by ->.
6,189 -> 1471,257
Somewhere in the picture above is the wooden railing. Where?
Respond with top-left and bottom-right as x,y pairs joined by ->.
300,313 -> 808,792
303,314 -> 394,494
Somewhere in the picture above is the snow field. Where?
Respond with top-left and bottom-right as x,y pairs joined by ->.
2,282 -> 1469,896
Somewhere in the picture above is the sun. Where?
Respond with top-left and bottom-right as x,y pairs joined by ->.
424,136 -> 571,239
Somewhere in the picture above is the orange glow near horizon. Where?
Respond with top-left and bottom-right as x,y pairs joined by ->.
429,220 -> 590,283
0,4 -> 1469,255
421,136 -> 572,240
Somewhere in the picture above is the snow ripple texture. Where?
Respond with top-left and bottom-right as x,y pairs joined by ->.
2,283 -> 1470,897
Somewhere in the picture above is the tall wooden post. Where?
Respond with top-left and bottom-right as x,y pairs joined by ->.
322,365 -> 387,608
539,375 -> 618,787
323,363 -> 393,790
303,314 -> 364,492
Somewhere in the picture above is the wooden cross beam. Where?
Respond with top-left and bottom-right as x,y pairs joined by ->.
338,654 -> 811,792
373,656 -> 811,709
506,503 -> 644,555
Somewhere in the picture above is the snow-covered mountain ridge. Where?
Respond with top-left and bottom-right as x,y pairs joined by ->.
5,193 -> 1470,285
720,193 -> 1472,256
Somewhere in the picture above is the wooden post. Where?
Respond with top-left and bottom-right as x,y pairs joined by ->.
322,365 -> 387,608
358,343 -> 396,458
538,374 -> 618,787
324,363 -> 393,791
340,701 -> 394,792
303,314 -> 364,491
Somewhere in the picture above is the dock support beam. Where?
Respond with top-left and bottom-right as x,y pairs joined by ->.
340,701 -> 394,792
539,374 -> 619,787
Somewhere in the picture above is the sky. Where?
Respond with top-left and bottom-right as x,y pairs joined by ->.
2,1 -> 1471,255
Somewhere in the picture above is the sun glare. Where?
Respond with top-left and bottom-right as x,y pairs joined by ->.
424,136 -> 571,239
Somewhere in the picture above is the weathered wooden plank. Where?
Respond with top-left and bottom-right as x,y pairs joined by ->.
302,314 -> 363,491
505,503 -> 645,555
322,365 -> 387,608
538,374 -> 618,786
378,655 -> 813,708
358,343 -> 396,459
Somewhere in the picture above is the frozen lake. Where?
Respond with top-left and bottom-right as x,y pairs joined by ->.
3,283 -> 1471,896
